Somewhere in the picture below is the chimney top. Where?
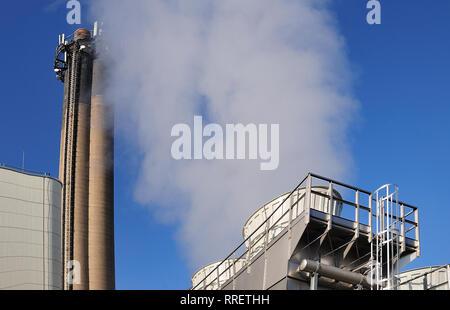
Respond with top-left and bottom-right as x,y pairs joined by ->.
74,28 -> 91,41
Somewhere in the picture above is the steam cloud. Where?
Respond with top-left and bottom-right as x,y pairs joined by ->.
92,0 -> 358,271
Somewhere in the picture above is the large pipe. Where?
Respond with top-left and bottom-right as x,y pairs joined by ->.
297,259 -> 372,289
88,56 -> 115,290
293,271 -> 354,290
71,32 -> 94,290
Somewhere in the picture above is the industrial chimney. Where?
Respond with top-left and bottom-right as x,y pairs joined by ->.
54,24 -> 115,290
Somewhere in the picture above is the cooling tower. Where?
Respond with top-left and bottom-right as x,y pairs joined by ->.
55,26 -> 115,290
191,173 -> 421,290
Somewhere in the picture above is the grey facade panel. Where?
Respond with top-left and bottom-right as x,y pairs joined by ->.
0,167 -> 62,290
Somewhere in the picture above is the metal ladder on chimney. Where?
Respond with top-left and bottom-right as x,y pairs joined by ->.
62,46 -> 80,290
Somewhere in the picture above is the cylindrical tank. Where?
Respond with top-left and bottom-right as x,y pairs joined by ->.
88,57 -> 115,290
242,186 -> 343,258
0,167 -> 62,290
191,259 -> 246,290
397,265 -> 450,290
192,187 -> 344,290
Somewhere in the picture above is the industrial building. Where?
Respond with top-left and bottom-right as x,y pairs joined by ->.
0,24 -> 115,291
191,173 -> 449,290
1,22 -> 447,291
0,165 -> 62,290
54,24 -> 115,290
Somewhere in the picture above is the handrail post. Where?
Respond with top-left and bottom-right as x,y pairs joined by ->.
232,252 -> 236,290
216,267 -> 220,289
447,265 -> 450,289
305,174 -> 312,224
246,239 -> 252,274
355,190 -> 360,237
202,269 -> 206,290
400,204 -> 405,253
329,182 -> 334,214
369,194 -> 373,243
415,208 -> 420,256
262,219 -> 269,290
327,182 -> 333,230
288,193 -> 293,256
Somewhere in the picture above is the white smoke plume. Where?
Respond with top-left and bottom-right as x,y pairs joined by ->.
91,0 -> 358,270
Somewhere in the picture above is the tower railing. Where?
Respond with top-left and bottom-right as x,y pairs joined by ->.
0,163 -> 52,177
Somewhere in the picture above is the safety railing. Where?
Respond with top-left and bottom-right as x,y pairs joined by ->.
0,163 -> 52,177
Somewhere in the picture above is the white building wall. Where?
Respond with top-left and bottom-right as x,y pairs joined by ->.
0,167 -> 62,290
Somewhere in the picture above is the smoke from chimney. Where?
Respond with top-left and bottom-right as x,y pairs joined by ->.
91,0 -> 358,270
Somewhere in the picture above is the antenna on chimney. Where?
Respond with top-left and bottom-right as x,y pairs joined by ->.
93,21 -> 98,37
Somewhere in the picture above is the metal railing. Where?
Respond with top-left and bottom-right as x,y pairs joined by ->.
0,163 -> 52,177
191,172 -> 420,290
191,174 -> 309,290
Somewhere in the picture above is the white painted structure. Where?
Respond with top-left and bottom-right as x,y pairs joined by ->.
190,174 -> 436,291
191,259 -> 246,290
192,186 -> 343,289
398,265 -> 450,290
242,187 -> 343,258
0,166 -> 62,290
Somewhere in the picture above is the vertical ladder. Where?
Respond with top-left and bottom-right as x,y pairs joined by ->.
370,184 -> 401,290
62,46 -> 80,290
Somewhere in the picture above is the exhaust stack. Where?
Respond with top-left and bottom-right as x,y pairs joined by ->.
55,25 -> 115,290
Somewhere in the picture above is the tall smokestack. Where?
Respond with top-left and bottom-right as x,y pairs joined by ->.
55,25 -> 115,290
88,52 -> 116,290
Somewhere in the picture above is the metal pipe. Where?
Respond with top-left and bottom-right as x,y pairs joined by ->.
310,273 -> 318,290
297,259 -> 372,289
293,271 -> 354,290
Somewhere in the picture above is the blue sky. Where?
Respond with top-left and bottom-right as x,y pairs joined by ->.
0,1 -> 449,289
